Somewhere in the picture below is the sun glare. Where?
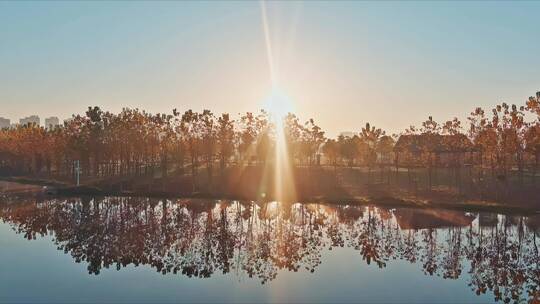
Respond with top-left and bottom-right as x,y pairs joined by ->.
261,88 -> 297,203
262,88 -> 294,124
259,1 -> 297,203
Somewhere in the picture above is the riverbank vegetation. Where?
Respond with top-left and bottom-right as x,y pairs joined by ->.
0,92 -> 539,206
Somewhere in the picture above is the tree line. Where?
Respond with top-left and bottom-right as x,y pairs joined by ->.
0,92 -> 539,197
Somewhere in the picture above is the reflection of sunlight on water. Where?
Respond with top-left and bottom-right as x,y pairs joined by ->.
267,201 -> 278,211
263,201 -> 279,219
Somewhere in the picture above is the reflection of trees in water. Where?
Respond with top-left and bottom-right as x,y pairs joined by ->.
465,216 -> 539,303
1,199 -> 538,302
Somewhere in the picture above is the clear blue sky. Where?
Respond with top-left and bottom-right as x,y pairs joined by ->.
1,1 -> 539,136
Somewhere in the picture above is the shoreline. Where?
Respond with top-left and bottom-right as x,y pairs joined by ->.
1,176 -> 538,215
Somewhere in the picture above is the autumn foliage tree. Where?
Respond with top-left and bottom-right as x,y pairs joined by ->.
0,91 -> 539,202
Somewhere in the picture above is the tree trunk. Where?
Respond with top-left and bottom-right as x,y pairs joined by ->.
161,150 -> 168,178
534,152 -> 539,187
407,166 -> 411,189
395,152 -> 400,186
191,155 -> 196,192
428,165 -> 432,191
207,157 -> 213,192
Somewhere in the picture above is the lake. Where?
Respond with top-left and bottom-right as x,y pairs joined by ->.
0,194 -> 538,303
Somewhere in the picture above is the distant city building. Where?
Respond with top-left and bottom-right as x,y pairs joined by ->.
45,116 -> 60,129
339,131 -> 358,138
0,117 -> 10,129
19,115 -> 40,126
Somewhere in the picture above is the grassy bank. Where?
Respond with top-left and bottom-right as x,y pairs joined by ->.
2,166 -> 539,215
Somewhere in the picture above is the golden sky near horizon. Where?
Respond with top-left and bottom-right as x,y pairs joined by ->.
1,1 -> 540,136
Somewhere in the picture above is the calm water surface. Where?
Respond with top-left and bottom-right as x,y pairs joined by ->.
0,194 -> 538,303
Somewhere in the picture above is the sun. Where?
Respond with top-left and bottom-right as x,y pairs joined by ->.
262,87 -> 295,124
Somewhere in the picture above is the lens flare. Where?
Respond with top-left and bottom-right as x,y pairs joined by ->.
273,116 -> 297,203
260,1 -> 297,203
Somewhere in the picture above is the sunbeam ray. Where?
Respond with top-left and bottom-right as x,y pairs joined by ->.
260,1 -> 298,203
260,1 -> 277,87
